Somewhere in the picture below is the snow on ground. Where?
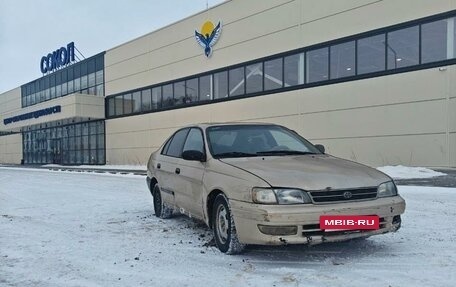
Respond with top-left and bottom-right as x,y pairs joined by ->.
377,165 -> 446,179
0,167 -> 455,287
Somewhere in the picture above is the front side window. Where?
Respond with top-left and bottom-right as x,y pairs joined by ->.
182,128 -> 204,154
165,129 -> 190,158
207,125 -> 320,158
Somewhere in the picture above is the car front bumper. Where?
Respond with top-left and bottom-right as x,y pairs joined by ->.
230,196 -> 405,245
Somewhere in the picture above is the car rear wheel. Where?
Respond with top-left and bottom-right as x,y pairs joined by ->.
212,194 -> 245,254
152,184 -> 173,219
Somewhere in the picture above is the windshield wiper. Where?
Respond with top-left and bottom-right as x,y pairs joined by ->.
256,150 -> 317,155
214,152 -> 258,158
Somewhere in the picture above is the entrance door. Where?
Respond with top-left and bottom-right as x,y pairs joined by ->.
52,139 -> 62,164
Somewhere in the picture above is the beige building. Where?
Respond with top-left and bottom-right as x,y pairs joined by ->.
1,0 -> 456,168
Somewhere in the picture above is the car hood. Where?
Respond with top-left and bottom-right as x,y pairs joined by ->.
219,155 -> 390,191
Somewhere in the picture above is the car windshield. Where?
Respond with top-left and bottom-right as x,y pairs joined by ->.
206,125 -> 321,158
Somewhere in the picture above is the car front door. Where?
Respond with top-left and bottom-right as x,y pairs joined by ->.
174,128 -> 206,219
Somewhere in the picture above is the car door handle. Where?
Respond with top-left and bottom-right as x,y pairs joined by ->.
175,168 -> 180,174
157,163 -> 161,169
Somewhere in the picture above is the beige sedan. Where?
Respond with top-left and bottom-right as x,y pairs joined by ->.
146,123 -> 405,254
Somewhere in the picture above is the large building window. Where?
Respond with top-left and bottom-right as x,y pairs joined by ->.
108,97 -> 115,117
229,67 -> 245,97
246,62 -> 263,94
199,75 -> 212,101
162,84 -> 174,108
132,91 -> 141,113
214,71 -> 228,99
23,120 -> 105,165
174,81 -> 186,105
115,95 -> 124,116
306,47 -> 329,83
264,58 -> 283,90
330,41 -> 355,79
421,17 -> 456,63
123,93 -> 133,114
284,53 -> 304,87
186,78 -> 198,103
21,53 -> 105,108
357,34 -> 386,74
152,87 -> 162,109
387,26 -> 419,69
141,89 -> 152,111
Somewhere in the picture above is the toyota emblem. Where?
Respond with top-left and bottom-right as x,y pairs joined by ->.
343,191 -> 353,199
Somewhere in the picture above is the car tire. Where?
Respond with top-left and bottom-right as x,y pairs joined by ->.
212,194 -> 245,254
152,184 -> 173,219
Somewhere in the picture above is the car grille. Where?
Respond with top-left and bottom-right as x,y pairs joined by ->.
309,188 -> 377,203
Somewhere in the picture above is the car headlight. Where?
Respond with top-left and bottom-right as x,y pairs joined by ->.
252,188 -> 312,204
377,181 -> 398,198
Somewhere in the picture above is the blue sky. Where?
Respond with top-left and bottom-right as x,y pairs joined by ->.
0,0 -> 225,93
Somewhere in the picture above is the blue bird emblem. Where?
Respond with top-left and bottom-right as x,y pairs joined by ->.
195,21 -> 222,57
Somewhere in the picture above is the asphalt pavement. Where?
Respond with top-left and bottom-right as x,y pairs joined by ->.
393,168 -> 456,188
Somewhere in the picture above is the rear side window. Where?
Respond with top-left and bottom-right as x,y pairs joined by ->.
165,129 -> 190,157
161,137 -> 173,155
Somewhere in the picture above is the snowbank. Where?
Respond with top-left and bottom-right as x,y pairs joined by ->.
42,164 -> 146,171
377,165 -> 446,179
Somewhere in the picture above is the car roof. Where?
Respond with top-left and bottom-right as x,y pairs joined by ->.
184,122 -> 281,129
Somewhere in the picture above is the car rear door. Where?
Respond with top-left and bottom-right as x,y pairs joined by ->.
156,128 -> 190,208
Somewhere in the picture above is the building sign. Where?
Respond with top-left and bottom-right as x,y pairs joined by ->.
195,21 -> 222,57
40,42 -> 75,74
3,105 -> 61,125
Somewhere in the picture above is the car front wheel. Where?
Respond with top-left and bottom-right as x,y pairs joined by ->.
152,184 -> 173,219
212,194 -> 245,254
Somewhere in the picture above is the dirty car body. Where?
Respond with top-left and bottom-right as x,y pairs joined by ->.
146,123 -> 406,254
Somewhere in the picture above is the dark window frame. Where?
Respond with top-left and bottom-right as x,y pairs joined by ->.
98,10 -> 456,119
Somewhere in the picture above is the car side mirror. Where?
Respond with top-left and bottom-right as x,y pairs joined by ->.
182,150 -> 206,162
315,144 -> 325,154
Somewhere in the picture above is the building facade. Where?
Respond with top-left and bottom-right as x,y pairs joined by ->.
1,0 -> 456,168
